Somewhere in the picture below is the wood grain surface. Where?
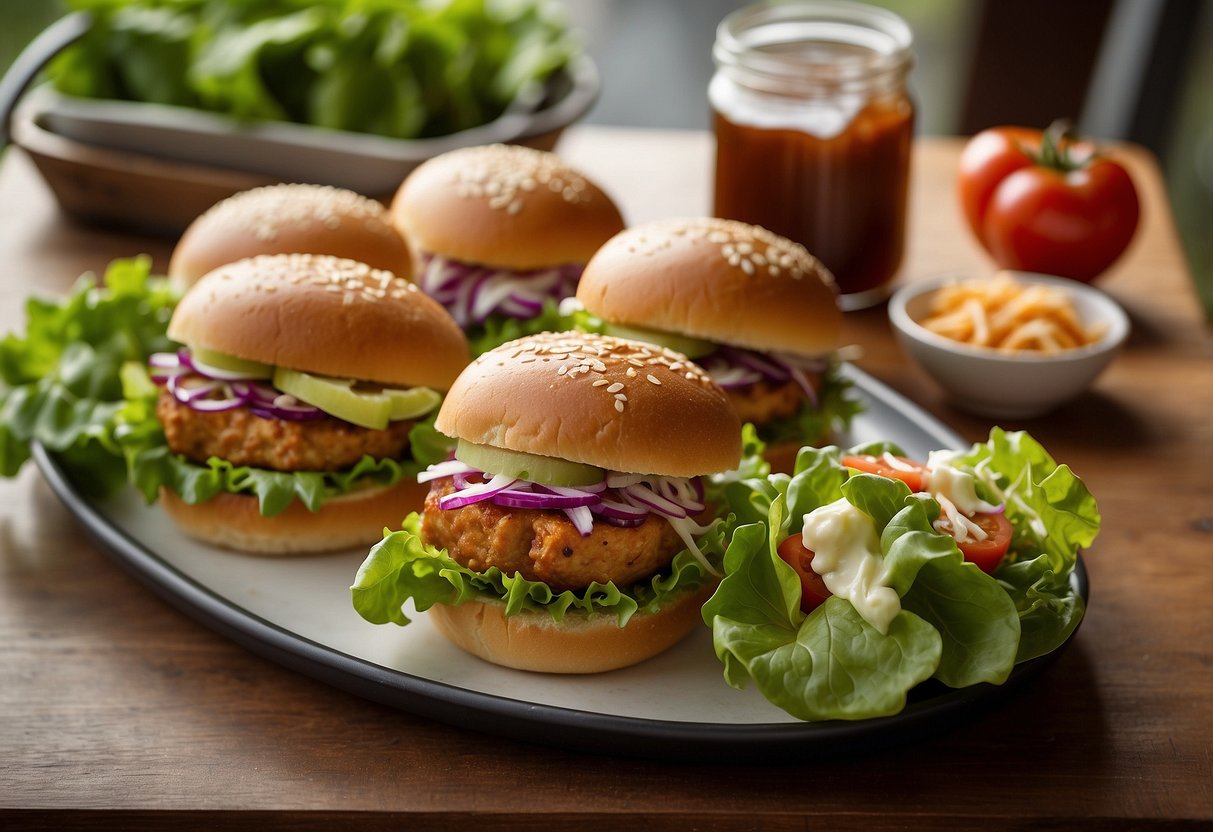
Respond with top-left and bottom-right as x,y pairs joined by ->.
0,128 -> 1210,831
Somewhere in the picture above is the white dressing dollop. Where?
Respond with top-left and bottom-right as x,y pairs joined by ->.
924,450 -> 1003,543
802,499 -> 901,635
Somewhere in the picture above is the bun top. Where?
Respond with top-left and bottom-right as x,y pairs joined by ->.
167,254 -> 470,390
390,144 -> 626,270
576,218 -> 842,356
436,331 -> 741,477
169,184 -> 413,290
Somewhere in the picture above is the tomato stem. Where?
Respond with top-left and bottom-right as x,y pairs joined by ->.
1032,119 -> 1087,172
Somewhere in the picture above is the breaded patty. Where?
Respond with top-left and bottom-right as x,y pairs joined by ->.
725,377 -> 808,425
421,480 -> 687,592
157,392 -> 412,472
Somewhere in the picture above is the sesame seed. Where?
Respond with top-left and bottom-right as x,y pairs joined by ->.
558,365 -> 568,375
614,393 -> 627,401
592,379 -> 610,387
626,367 -> 637,378
685,372 -> 695,380
614,400 -> 625,412
647,374 -> 661,385
607,382 -> 624,393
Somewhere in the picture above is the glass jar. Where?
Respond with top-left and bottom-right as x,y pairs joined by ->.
711,0 -> 915,310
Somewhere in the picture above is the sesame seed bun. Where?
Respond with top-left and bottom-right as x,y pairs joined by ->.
160,479 -> 428,555
435,332 -> 741,477
167,253 -> 470,390
390,144 -> 625,270
427,582 -> 718,674
169,184 -> 413,291
576,218 -> 842,357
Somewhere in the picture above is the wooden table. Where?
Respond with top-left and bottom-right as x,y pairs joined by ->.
1,128 -> 1210,830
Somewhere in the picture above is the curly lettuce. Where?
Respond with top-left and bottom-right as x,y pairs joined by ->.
704,431 -> 1098,721
0,257 -> 177,496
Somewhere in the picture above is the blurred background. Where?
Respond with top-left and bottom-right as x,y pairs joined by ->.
2,0 -> 1210,316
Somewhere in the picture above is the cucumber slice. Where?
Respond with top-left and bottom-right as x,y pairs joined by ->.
192,347 -> 273,379
455,439 -> 603,487
386,386 -> 441,420
601,322 -> 717,358
273,368 -> 391,430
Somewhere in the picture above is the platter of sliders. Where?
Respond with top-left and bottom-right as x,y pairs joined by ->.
7,144 -> 1097,762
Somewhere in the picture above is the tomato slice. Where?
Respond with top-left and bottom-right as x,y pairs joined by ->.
841,454 -> 929,493
935,511 -> 1014,574
777,535 -> 832,613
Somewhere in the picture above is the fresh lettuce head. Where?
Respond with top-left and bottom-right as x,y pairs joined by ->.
703,431 -> 1098,721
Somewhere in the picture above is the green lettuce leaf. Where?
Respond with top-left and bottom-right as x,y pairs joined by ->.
466,298 -> 568,357
351,512 -> 724,628
0,257 -> 177,496
702,497 -> 943,720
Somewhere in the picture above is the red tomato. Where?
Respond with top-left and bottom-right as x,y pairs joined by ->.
934,511 -> 1014,574
958,122 -> 1139,282
777,535 -> 832,613
841,454 -> 929,493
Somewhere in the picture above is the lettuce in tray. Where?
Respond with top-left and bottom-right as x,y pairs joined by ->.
49,0 -> 579,140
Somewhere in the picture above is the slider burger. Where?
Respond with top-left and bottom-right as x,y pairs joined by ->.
575,217 -> 857,471
169,183 -> 414,291
389,144 -> 625,353
351,331 -> 741,673
134,253 -> 470,554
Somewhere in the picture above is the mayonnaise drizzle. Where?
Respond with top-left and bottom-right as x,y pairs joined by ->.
802,498 -> 901,634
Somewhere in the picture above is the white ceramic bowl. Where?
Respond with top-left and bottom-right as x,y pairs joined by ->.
888,272 -> 1130,418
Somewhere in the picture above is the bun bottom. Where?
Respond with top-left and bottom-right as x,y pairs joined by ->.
428,582 -> 718,674
160,478 -> 430,556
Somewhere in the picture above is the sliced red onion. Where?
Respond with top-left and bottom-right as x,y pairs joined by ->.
167,375 -> 222,403
149,352 -> 182,369
417,253 -> 583,327
177,349 -> 264,381
701,345 -> 824,406
606,472 -> 645,489
419,459 -> 479,484
421,459 -> 712,545
151,350 -> 327,421
621,483 -> 689,519
181,394 -> 245,412
438,473 -> 518,510
592,498 -> 649,522
562,505 -> 594,536
493,489 -> 599,509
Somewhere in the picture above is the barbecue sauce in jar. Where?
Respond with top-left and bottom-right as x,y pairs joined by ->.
711,2 -> 915,310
